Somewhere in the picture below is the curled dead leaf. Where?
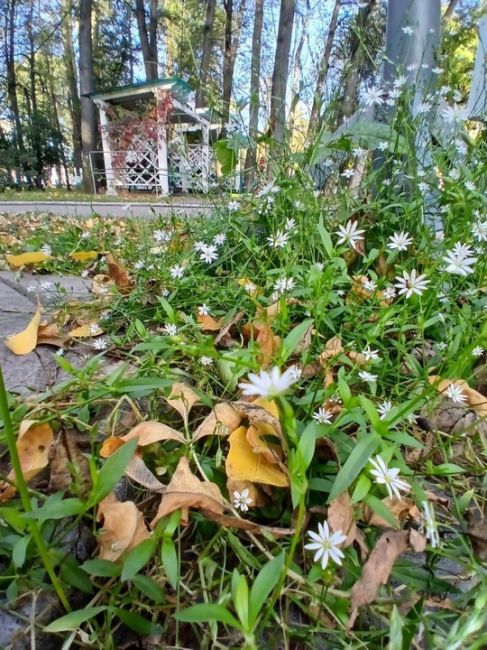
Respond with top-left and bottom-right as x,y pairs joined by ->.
100,421 -> 185,458
106,253 -> 133,294
37,321 -> 66,348
203,510 -> 293,537
91,274 -> 114,296
193,403 -> 241,441
125,455 -> 166,492
165,382 -> 200,422
151,456 -> 224,527
0,421 -> 54,501
49,432 -> 91,496
364,497 -> 421,529
231,399 -> 283,441
197,313 -> 223,332
214,310 -> 245,347
4,307 -> 42,355
97,493 -> 150,561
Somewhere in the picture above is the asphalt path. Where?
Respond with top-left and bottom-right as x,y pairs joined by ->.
0,200 -> 212,218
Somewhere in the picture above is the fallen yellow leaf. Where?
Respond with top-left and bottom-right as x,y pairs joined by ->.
6,251 -> 52,268
69,251 -> 99,261
4,308 -> 42,355
68,323 -> 104,338
226,426 -> 289,487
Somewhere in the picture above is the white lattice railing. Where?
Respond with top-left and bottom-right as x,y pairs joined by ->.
91,144 -> 215,193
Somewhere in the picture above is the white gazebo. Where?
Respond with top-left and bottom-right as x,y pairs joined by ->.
88,77 -> 218,195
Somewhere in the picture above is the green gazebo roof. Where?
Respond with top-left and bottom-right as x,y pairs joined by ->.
86,77 -> 192,105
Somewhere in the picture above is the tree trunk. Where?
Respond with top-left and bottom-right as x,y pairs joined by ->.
63,3 -> 82,173
46,56 -> 71,190
443,0 -> 459,21
79,0 -> 97,193
307,0 -> 341,140
195,0 -> 217,108
27,0 -> 44,187
268,0 -> 296,162
287,2 -> 311,142
244,0 -> 264,186
221,0 -> 246,137
4,0 -> 25,184
337,0 -> 377,125
135,0 -> 159,80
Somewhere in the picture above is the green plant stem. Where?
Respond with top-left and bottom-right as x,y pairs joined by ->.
0,366 -> 71,612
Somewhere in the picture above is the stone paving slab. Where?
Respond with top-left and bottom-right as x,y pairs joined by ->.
0,272 -> 92,395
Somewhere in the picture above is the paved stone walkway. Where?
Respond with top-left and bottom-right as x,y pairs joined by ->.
0,271 -> 91,395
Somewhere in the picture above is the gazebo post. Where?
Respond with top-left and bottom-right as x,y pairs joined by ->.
157,128 -> 170,196
202,125 -> 210,192
96,101 -> 117,196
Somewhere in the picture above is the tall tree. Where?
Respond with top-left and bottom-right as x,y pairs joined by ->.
195,0 -> 217,107
62,2 -> 82,174
336,0 -> 377,124
268,0 -> 295,158
79,0 -> 97,193
287,1 -> 311,141
307,0 -> 341,139
4,0 -> 25,183
135,0 -> 159,80
244,0 -> 264,185
221,0 -> 246,136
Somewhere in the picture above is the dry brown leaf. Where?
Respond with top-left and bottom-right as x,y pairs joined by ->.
328,492 -> 356,548
347,350 -> 368,366
232,400 -> 283,441
151,456 -> 224,527
197,313 -> 223,332
255,323 -> 281,367
429,376 -> 487,419
318,336 -> 343,364
203,510 -> 293,537
165,382 -> 200,421
348,530 -> 421,629
226,426 -> 289,487
365,497 -> 421,529
106,253 -> 133,294
6,251 -> 52,268
4,307 -> 42,355
48,432 -> 91,496
100,421 -> 185,458
409,529 -> 427,553
125,455 -> 166,492
97,493 -> 150,561
37,322 -> 67,348
193,403 -> 242,441
92,273 -> 114,296
0,421 -> 54,501
214,310 -> 245,346
246,424 -> 283,465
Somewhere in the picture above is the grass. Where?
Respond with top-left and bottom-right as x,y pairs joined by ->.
0,187 -> 218,204
0,105 -> 486,648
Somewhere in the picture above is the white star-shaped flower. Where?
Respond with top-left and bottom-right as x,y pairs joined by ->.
369,455 -> 410,500
304,521 -> 347,570
394,269 -> 429,298
238,366 -> 300,399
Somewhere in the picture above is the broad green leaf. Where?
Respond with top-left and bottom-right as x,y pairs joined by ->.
115,608 -> 163,635
13,534 -> 30,568
358,395 -> 385,433
317,217 -> 334,257
337,368 -> 352,406
298,422 -> 318,470
81,559 -> 121,577
389,605 -> 404,650
89,437 -> 138,505
60,557 -> 93,594
44,606 -> 107,632
214,139 -> 238,174
132,575 -> 165,604
328,433 -> 381,502
161,537 -> 179,589
23,498 -> 85,522
351,474 -> 371,503
281,318 -> 314,361
122,537 -> 156,581
174,603 -> 241,628
249,552 -> 285,626
232,571 -> 249,630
